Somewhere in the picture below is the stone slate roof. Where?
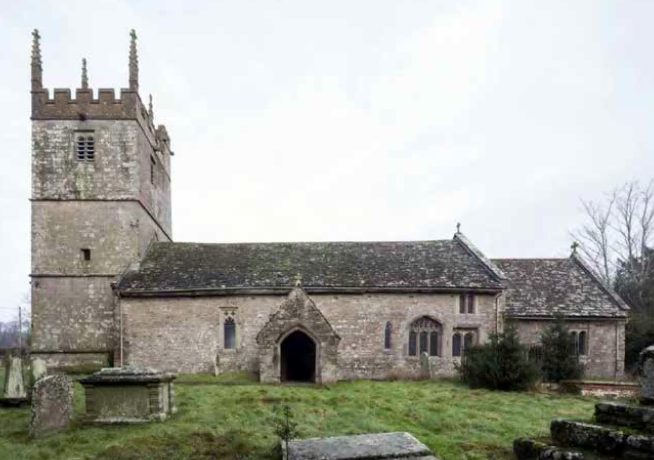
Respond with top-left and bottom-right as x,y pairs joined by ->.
118,238 -> 505,295
493,256 -> 629,318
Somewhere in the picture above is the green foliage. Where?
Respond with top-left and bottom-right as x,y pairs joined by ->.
625,313 -> 654,372
615,247 -> 654,370
272,404 -> 299,460
458,324 -> 539,391
0,380 -> 596,460
540,317 -> 584,383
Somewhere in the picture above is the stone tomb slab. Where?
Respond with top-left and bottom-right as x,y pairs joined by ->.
285,432 -> 439,460
79,367 -> 176,424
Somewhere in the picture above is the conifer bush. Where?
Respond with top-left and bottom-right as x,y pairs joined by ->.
540,317 -> 584,383
458,324 -> 539,391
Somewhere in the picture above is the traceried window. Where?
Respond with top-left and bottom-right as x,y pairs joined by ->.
458,293 -> 476,314
384,322 -> 392,349
76,133 -> 95,161
224,317 -> 236,349
408,317 -> 441,357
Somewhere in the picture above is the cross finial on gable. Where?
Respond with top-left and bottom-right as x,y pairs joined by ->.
456,222 -> 461,233
294,273 -> 303,287
571,241 -> 579,255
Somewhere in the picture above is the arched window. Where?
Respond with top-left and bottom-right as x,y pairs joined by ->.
408,317 -> 442,356
578,331 -> 587,356
384,322 -> 392,349
570,331 -> 578,355
452,333 -> 462,357
463,332 -> 475,353
224,317 -> 236,349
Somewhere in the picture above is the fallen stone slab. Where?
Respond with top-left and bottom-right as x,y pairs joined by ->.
285,432 -> 439,460
595,402 -> 654,433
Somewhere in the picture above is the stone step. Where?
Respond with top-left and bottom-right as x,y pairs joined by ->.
514,437 -> 584,460
285,432 -> 440,460
595,402 -> 654,433
551,419 -> 654,459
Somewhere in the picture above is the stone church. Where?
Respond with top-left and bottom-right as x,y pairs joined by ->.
29,31 -> 628,383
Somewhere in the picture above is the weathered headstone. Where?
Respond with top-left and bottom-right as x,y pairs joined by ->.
638,345 -> 654,405
420,352 -> 432,379
29,374 -> 74,438
3,356 -> 27,400
31,357 -> 47,384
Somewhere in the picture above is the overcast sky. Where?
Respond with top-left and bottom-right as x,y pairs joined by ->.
1,1 -> 653,321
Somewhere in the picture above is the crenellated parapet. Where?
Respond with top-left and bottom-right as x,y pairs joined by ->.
30,29 -> 171,155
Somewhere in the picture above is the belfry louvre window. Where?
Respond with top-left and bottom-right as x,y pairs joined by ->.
76,133 -> 95,161
408,316 -> 441,357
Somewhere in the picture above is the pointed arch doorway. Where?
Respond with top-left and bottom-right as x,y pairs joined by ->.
280,330 -> 316,383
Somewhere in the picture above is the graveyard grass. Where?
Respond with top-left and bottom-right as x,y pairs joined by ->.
0,376 -> 596,460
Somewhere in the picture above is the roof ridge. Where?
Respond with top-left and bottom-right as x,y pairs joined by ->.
453,233 -> 506,281
571,254 -> 630,311
153,240 -> 453,246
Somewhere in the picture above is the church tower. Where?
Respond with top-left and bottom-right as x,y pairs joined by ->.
30,30 -> 173,370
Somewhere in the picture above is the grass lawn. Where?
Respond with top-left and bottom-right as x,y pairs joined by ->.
0,378 -> 596,460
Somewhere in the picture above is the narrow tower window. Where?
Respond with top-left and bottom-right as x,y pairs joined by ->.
81,248 -> 91,261
150,155 -> 156,185
224,317 -> 236,349
76,134 -> 95,161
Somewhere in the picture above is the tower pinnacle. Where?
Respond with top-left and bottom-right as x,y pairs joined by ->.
31,29 -> 42,91
81,58 -> 88,89
129,29 -> 139,92
148,94 -> 154,121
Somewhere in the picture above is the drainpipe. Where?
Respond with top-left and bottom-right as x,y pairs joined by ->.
615,321 -> 619,380
494,293 -> 502,334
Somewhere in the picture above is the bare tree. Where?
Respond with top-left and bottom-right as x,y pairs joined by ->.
572,180 -> 654,289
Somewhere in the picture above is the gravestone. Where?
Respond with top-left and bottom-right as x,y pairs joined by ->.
286,432 -> 439,460
638,345 -> 654,405
3,356 -> 27,401
420,352 -> 432,379
29,374 -> 74,438
31,358 -> 47,384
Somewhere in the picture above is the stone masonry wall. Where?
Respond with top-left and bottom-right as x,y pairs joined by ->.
513,319 -> 625,379
31,116 -> 171,370
31,276 -> 115,352
122,292 -> 501,379
32,119 -> 171,237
